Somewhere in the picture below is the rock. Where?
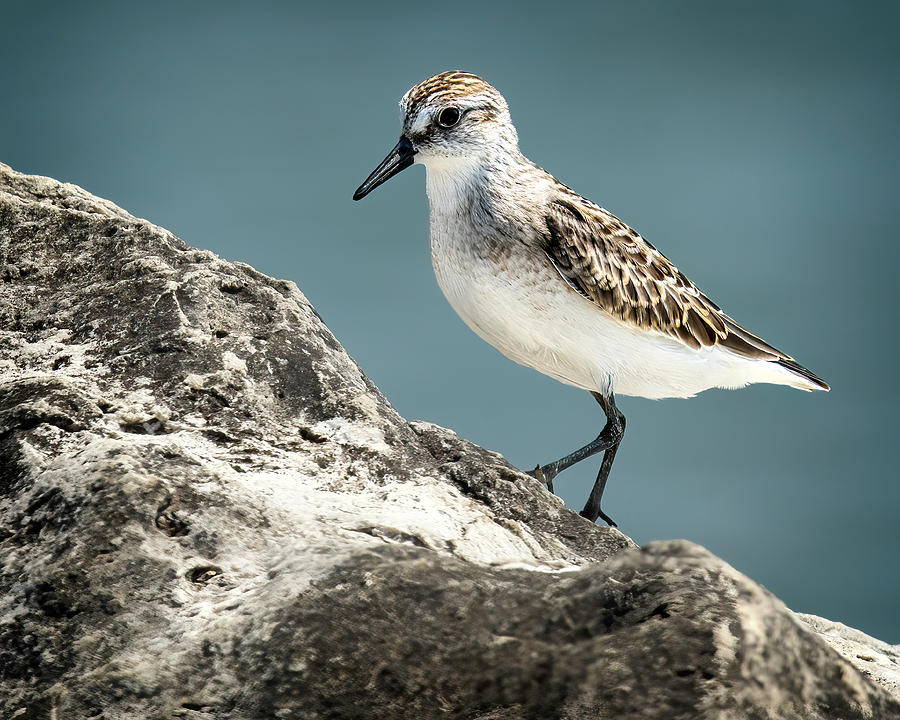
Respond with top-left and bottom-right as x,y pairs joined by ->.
0,161 -> 896,719
797,614 -> 900,702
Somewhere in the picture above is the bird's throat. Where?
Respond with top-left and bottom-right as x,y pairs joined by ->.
423,156 -> 486,213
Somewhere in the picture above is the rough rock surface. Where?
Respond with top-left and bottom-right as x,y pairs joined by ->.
0,161 -> 897,720
797,615 -> 900,706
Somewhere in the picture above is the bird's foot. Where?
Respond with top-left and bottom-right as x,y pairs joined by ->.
527,464 -> 557,494
580,506 -> 617,528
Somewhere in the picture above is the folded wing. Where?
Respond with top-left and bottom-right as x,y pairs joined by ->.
543,187 -> 793,362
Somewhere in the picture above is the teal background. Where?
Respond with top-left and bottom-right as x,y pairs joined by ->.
2,1 -> 898,641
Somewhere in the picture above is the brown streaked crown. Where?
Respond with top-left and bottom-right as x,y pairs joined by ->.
401,71 -> 507,119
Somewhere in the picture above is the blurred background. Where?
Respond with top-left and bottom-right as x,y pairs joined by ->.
2,0 -> 898,641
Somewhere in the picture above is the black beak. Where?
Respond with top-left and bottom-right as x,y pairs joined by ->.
353,135 -> 416,201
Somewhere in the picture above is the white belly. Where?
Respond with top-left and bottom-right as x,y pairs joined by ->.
431,237 -> 782,400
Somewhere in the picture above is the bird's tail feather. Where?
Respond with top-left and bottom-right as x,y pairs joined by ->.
775,358 -> 830,392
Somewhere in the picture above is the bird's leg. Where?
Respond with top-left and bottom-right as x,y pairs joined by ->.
580,392 -> 625,526
529,428 -> 615,490
529,391 -> 625,525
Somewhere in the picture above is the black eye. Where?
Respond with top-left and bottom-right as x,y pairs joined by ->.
437,107 -> 461,128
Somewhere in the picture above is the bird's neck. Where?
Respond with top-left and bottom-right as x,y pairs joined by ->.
423,155 -> 488,215
423,149 -> 537,221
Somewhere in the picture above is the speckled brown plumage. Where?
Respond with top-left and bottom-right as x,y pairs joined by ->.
544,186 -> 795,360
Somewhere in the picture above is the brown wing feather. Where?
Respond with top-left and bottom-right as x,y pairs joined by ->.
543,188 -> 789,361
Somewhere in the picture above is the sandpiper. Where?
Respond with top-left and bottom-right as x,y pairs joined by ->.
353,71 -> 828,526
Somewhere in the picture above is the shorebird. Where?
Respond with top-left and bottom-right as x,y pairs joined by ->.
353,71 -> 828,526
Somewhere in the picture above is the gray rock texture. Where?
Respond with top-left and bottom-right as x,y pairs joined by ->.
0,161 -> 897,719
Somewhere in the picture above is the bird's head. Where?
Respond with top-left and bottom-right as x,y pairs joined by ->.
353,71 -> 518,200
